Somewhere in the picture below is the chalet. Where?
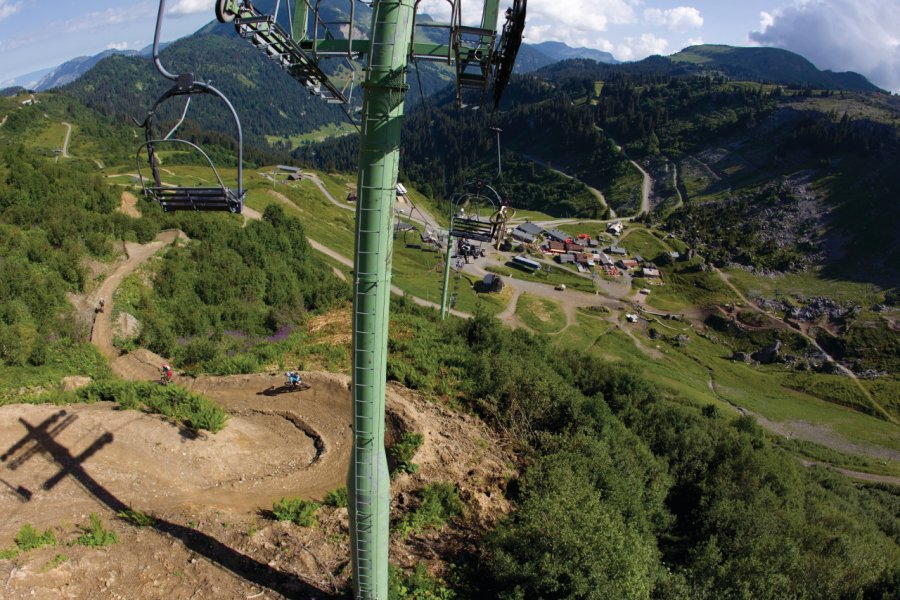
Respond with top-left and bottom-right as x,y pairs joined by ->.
287,172 -> 303,181
564,241 -> 585,252
516,222 -> 545,237
573,253 -> 595,267
512,255 -> 541,272
545,229 -> 570,243
587,238 -> 599,248
633,254 -> 645,264
511,228 -> 538,244
616,259 -> 639,270
277,165 -> 302,173
641,267 -> 661,278
607,245 -> 627,256
557,254 -> 575,264
607,221 -> 624,236
597,252 -> 614,266
546,241 -> 567,254
396,182 -> 408,196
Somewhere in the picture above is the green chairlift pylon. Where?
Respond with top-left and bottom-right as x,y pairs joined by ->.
213,1 -> 526,597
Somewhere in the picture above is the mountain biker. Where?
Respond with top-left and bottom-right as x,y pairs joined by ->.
286,370 -> 302,388
161,364 -> 173,385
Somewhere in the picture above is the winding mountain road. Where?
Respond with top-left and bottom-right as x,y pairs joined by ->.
60,122 -> 72,158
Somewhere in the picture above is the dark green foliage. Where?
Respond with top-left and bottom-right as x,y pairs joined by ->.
131,203 -> 348,366
39,380 -> 229,433
74,514 -> 118,547
271,497 -> 320,527
384,303 -> 900,599
395,483 -> 465,537
0,144 -> 163,371
389,563 -> 457,600
389,432 -> 424,475
323,487 -> 348,508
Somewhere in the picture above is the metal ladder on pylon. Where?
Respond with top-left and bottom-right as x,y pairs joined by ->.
352,169 -> 387,596
222,2 -> 349,103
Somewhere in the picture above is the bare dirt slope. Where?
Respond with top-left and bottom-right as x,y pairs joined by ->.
0,376 -> 513,599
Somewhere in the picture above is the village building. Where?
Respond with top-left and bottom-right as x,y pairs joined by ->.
607,221 -> 624,236
641,267 -> 661,278
545,229 -> 571,243
511,229 -> 538,244
616,259 -> 639,270
546,240 -> 567,254
516,222 -> 545,237
557,253 -> 575,264
607,245 -> 627,255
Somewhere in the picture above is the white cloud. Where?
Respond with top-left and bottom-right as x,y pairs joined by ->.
64,6 -> 149,33
419,0 -> 638,48
750,0 -> 900,92
644,6 -> 703,32
617,33 -> 669,61
686,37 -> 704,46
0,0 -> 23,21
168,0 -> 214,17
107,42 -> 129,51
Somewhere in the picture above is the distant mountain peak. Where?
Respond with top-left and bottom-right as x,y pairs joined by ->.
515,41 -> 619,73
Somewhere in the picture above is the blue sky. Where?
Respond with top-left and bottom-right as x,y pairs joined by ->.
1,1 -> 898,91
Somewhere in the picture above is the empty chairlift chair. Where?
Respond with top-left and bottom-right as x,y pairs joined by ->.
136,0 -> 245,214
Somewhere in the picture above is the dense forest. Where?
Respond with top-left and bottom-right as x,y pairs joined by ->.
386,304 -> 900,599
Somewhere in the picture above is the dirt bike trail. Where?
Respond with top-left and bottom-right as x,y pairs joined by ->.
90,230 -> 185,363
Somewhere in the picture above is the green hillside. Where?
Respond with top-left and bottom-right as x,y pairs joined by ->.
669,45 -> 881,92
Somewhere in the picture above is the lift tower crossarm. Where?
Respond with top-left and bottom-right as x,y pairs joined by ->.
220,1 -> 350,102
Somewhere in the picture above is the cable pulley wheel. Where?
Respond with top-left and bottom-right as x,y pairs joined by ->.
216,0 -> 235,23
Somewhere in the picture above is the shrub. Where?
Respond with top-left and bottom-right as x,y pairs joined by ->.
117,509 -> 155,528
324,486 -> 349,508
395,483 -> 464,537
14,524 -> 56,551
389,431 -> 424,475
389,563 -> 457,600
272,497 -> 320,527
74,514 -> 118,547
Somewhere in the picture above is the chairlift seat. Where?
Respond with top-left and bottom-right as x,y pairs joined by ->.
449,217 -> 495,242
147,186 -> 243,213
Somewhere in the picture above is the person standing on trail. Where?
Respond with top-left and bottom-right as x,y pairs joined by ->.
97,298 -> 105,313
161,364 -> 173,385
